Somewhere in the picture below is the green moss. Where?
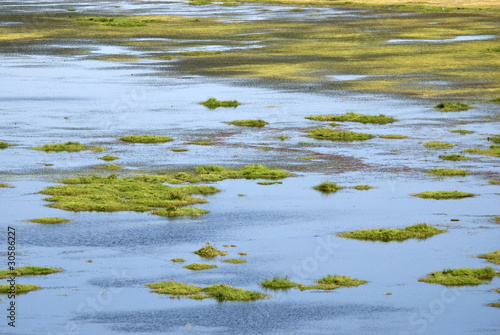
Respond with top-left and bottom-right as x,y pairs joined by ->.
201,98 -> 241,109
181,50 -> 222,56
146,281 -> 203,295
95,164 -> 122,170
99,155 -> 119,161
183,263 -> 218,270
380,134 -> 409,139
119,135 -> 173,143
222,259 -> 247,264
439,154 -> 472,161
306,112 -> 398,124
450,129 -> 474,135
464,145 -> 500,157
0,284 -> 41,295
28,217 -> 71,224
260,276 -> 299,289
305,128 -> 374,142
423,141 -> 455,149
434,102 -> 473,112
0,142 -> 14,149
313,181 -> 343,193
226,119 -> 268,127
171,148 -> 188,152
0,266 -> 61,279
419,267 -> 498,286
338,223 -> 446,242
411,190 -> 476,199
194,164 -> 291,180
354,185 -> 374,190
202,284 -> 268,301
32,141 -> 105,152
427,168 -> 469,176
194,242 -> 227,258
478,250 -> 500,265
171,258 -> 185,263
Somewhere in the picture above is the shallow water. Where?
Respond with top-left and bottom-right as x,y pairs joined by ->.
1,1 -> 499,335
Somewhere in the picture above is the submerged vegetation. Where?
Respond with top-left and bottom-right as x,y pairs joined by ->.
32,141 -> 105,152
28,217 -> 71,224
306,112 -> 398,124
478,250 -> 500,265
201,98 -> 241,109
183,263 -> 218,271
226,119 -> 269,127
427,168 -> 469,176
423,141 -> 455,149
411,191 -> 476,199
0,284 -> 41,295
338,223 -> 446,242
419,267 -> 498,286
0,266 -> 61,279
194,242 -> 227,258
304,128 -> 374,141
313,181 -> 343,193
434,102 -> 473,112
119,135 -> 174,143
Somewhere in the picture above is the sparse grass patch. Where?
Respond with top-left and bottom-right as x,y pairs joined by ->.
434,102 -> 473,112
306,112 -> 398,124
296,156 -> 315,160
226,119 -> 268,127
427,168 -> 469,177
0,183 -> 13,188
171,148 -> 188,152
488,136 -> 500,144
337,223 -> 446,242
260,276 -> 299,289
305,128 -> 374,142
0,266 -> 61,279
181,50 -> 222,56
313,181 -> 343,193
28,217 -> 71,224
495,216 -> 500,224
146,281 -> 202,295
220,2 -> 241,6
222,259 -> 247,264
439,154 -> 472,161
354,185 -> 374,190
152,55 -> 174,60
478,250 -> 500,265
95,164 -> 122,170
202,284 -> 268,301
194,242 -> 227,258
315,275 -> 368,287
201,98 -> 240,109
171,258 -> 185,263
380,134 -> 409,139
464,145 -> 500,157
119,135 -> 173,143
423,141 -> 455,149
257,181 -> 282,185
491,97 -> 500,103
0,284 -> 41,295
188,0 -> 212,5
99,155 -> 119,161
419,267 -> 498,286
0,142 -> 14,149
450,129 -> 474,135
183,263 -> 218,271
490,180 -> 499,185
259,147 -> 272,151
186,141 -> 213,146
32,141 -> 105,152
269,134 -> 290,141
411,191 -> 476,199
67,8 -> 76,11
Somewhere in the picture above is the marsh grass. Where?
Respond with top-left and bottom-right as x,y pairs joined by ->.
380,134 -> 409,139
201,98 -> 240,109
427,168 -> 469,177
490,180 -> 500,185
171,258 -> 185,263
490,288 -> 500,308
434,102 -> 473,112
119,135 -> 173,143
220,2 -> 241,6
337,223 -> 446,242
226,119 -> 269,127
99,155 -> 119,161
0,142 -> 14,149
28,217 -> 71,224
186,141 -> 213,145
439,154 -> 472,161
305,128 -> 374,141
222,259 -> 247,264
238,252 -> 247,256
0,183 -> 13,188
194,242 -> 227,258
306,112 -> 398,124
423,141 -> 455,149
313,181 -> 343,193
450,129 -> 474,135
152,55 -> 174,60
171,148 -> 188,152
257,181 -> 282,185
146,281 -> 202,295
269,134 -> 290,141
488,136 -> 500,144
32,141 -> 105,152
464,145 -> 500,157
419,267 -> 498,286
188,0 -> 213,5
299,275 -> 368,290
0,284 -> 41,295
183,263 -> 218,271
194,164 -> 291,180
478,250 -> 500,265
181,51 -> 222,56
411,191 -> 476,199
95,164 -> 122,170
0,266 -> 61,279
260,276 -> 299,289
202,284 -> 268,301
354,185 -> 373,190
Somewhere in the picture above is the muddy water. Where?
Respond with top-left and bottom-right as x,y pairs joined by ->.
1,1 -> 499,335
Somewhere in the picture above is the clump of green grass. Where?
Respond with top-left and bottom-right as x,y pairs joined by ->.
67,8 -> 76,11
194,164 -> 291,180
146,281 -> 202,295
491,98 -> 500,103
202,284 -> 268,301
434,102 -> 473,112
490,289 -> 500,308
269,134 -> 290,141
380,134 -> 409,139
194,242 -> 227,258
260,276 -> 299,289
439,154 -> 472,161
171,148 -> 188,152
32,141 -> 105,152
296,156 -> 315,160
488,136 -> 500,144
238,252 -> 247,256
299,275 -> 368,290
354,185 -> 373,190
495,216 -> 500,224
171,258 -> 185,263
222,259 -> 247,264
411,190 -> 476,199
313,181 -> 343,193
419,267 -> 498,286
81,17 -> 154,27
153,55 -> 174,60
450,129 -> 474,135
0,284 -> 41,295
99,155 -> 119,161
337,223 -> 446,242
188,0 -> 213,5
464,145 -> 500,157
490,180 -> 500,185
0,266 -> 61,279
478,250 -> 500,265
28,217 -> 71,224
186,141 -> 213,146
119,135 -> 173,143
423,141 -> 455,149
226,119 -> 269,127
306,112 -> 398,124
304,128 -> 374,141
183,263 -> 218,271
95,164 -> 122,170
259,147 -> 272,151
427,168 -> 469,176
201,97 -> 241,109
220,2 -> 241,6
290,7 -> 305,11
0,183 -> 13,188
257,181 -> 282,185
0,142 -> 14,149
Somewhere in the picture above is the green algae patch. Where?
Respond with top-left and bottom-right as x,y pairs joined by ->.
222,259 -> 247,264
171,258 -> 186,263
450,129 -> 474,135
411,191 -> 476,199
226,119 -> 269,127
306,112 -> 398,124
0,284 -> 41,295
423,141 -> 455,149
419,266 -> 498,286
0,266 -> 61,279
434,102 -> 473,112
260,276 -> 299,289
99,155 -> 119,161
39,174 -> 219,217
313,181 -> 343,193
171,148 -> 188,152
299,275 -> 368,290
28,217 -> 71,224
427,168 -> 469,177
32,141 -> 105,152
202,284 -> 268,301
146,281 -> 203,295
194,242 -> 228,258
478,250 -> 500,265
380,134 -> 409,139
0,142 -> 14,149
439,154 -> 472,161
353,185 -> 374,190
464,145 -> 500,157
95,164 -> 122,170
119,135 -> 174,143
338,223 -> 446,242
183,263 -> 218,271
305,128 -> 374,142
201,98 -> 241,109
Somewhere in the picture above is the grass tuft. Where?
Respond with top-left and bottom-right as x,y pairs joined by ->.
478,250 -> 500,265
222,259 -> 247,264
260,276 -> 299,289
171,258 -> 185,263
201,97 -> 240,109
313,181 -> 343,193
99,155 -> 119,161
0,142 -> 14,149
464,145 -> 500,157
338,223 -> 446,242
354,185 -> 374,190
450,129 -> 474,135
419,267 -> 498,286
226,119 -> 268,127
95,164 -> 122,170
423,141 -> 455,149
269,134 -> 290,141
171,148 -> 188,152
434,102 -> 473,112
0,183 -> 13,188
487,136 -> 500,144
305,128 -> 374,141
186,141 -> 213,146
28,217 -> 71,224
380,134 -> 409,139
119,135 -> 173,143
32,141 -> 105,152
315,275 -> 368,287
306,112 -> 398,124
194,242 -> 227,258
411,190 -> 476,199
202,284 -> 268,301
439,154 -> 472,161
427,168 -> 469,176
146,281 -> 202,295
0,266 -> 61,279
181,50 -> 222,56
183,263 -> 218,271
0,284 -> 41,295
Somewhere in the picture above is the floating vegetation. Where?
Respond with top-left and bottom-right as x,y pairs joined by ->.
0,142 -> 14,149
450,129 -> 474,135
222,259 -> 247,264
28,217 -> 71,224
495,216 -> 500,224
427,168 -> 469,176
353,185 -> 374,190
260,276 -> 299,289
78,16 -> 155,27
304,128 -> 374,142
439,154 -> 472,161
423,141 -> 455,149
194,242 -> 227,258
119,135 -> 174,143
488,136 -> 500,144
171,258 -> 185,263
183,263 -> 218,271
0,284 -> 41,295
478,250 -> 500,265
171,148 -> 188,152
188,0 -> 213,5
490,180 -> 500,185
269,134 -> 290,141
434,102 -> 473,112
220,2 -> 241,6
411,191 -> 476,199
257,181 -> 282,185
67,8 -> 76,11
0,183 -> 13,188
300,275 -> 368,290
181,51 -> 222,56
146,281 -> 202,296
32,141 -> 105,152
226,119 -> 269,127
419,267 -> 498,286
95,164 -> 122,170
380,134 -> 409,139
186,141 -> 213,146
201,97 -> 241,109
0,266 -> 61,279
306,112 -> 398,124
337,223 -> 446,242
202,284 -> 268,302
195,164 -> 291,181
296,156 -> 315,160
313,181 -> 344,193
99,155 -> 119,161
464,145 -> 500,157
238,252 -> 247,256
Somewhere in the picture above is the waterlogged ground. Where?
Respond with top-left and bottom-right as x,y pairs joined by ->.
1,1 -> 499,335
